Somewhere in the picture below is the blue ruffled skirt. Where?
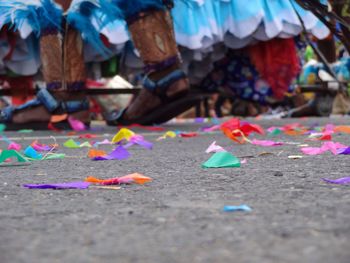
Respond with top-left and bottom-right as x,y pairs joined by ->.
0,0 -> 330,76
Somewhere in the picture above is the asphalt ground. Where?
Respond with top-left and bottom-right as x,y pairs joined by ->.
0,117 -> 349,263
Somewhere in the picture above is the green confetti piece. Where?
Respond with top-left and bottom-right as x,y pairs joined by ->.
63,139 -> 80,149
17,129 -> 34,133
0,124 -> 6,133
202,152 -> 241,168
268,129 -> 282,136
43,153 -> 66,160
0,150 -> 28,163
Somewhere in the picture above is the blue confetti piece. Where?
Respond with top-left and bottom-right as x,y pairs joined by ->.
223,205 -> 252,213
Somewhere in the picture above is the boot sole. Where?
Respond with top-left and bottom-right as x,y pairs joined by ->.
109,91 -> 211,126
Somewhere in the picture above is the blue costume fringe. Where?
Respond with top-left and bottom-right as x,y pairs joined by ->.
67,0 -> 123,57
0,0 -> 62,35
113,0 -> 165,19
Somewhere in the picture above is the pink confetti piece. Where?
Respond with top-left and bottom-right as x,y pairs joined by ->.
251,139 -> 283,147
205,141 -> 226,153
322,177 -> 350,185
301,141 -> 347,155
8,142 -> 21,151
68,116 -> 86,131
201,125 -> 221,132
96,139 -> 112,145
323,124 -> 335,133
241,159 -> 247,164
31,142 -> 53,152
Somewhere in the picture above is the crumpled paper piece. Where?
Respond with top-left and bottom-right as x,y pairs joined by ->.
0,150 -> 27,163
85,173 -> 152,185
112,128 -> 135,143
24,181 -> 91,189
8,142 -> 21,151
251,139 -> 283,147
124,135 -> 153,150
205,141 -> 226,153
92,145 -> 130,161
202,152 -> 241,168
157,131 -> 177,141
63,139 -> 91,149
301,142 -> 347,155
180,132 -> 198,138
88,149 -> 107,158
221,118 -> 264,143
223,205 -> 252,212
24,146 -> 43,160
322,177 -> 350,185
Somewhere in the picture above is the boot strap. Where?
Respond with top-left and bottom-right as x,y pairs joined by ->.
144,55 -> 178,74
143,69 -> 186,94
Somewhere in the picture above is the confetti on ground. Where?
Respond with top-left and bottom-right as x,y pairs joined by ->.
223,205 -> 252,212
8,142 -> 21,151
251,139 -> 283,147
301,142 -> 347,155
221,118 -> 264,143
79,134 -> 97,139
112,128 -> 135,143
0,150 -> 28,163
322,177 -> 350,185
92,145 -> 130,161
24,146 -> 43,160
202,152 -> 241,168
180,132 -> 198,138
64,139 -> 91,149
23,181 -> 91,189
205,141 -> 226,153
17,129 -> 34,133
125,135 -> 153,150
85,173 -> 152,185
157,131 -> 177,140
88,149 -> 107,158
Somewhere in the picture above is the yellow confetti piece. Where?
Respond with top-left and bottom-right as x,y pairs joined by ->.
157,131 -> 177,140
112,128 -> 135,143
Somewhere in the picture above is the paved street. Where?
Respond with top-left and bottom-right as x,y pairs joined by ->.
0,117 -> 349,263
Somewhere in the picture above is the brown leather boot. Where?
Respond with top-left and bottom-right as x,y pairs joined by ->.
107,9 -> 204,125
1,1 -> 90,129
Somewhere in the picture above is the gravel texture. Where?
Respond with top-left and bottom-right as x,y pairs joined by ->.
0,117 -> 349,263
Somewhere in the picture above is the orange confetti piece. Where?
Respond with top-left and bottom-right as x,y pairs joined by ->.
85,173 -> 152,185
284,129 -> 308,136
87,149 -> 107,158
50,114 -> 68,123
120,173 -> 152,185
85,176 -> 104,184
334,126 -> 350,134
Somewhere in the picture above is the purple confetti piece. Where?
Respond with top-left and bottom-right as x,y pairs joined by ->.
337,147 -> 350,155
92,145 -> 130,161
322,177 -> 350,185
131,136 -> 153,149
195,117 -> 205,123
23,181 -> 91,189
